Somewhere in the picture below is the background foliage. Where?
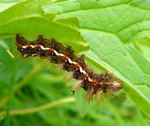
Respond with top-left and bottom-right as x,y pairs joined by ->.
0,0 -> 150,126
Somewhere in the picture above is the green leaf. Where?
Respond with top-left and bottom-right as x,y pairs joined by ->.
134,36 -> 150,62
128,47 -> 150,88
0,3 -> 17,12
42,0 -> 150,120
43,0 -> 150,44
0,0 -> 88,53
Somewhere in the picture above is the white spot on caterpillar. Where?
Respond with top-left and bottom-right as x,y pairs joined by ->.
40,45 -> 45,50
45,47 -> 50,50
67,58 -> 72,64
30,45 -> 35,48
79,67 -> 86,74
88,77 -> 93,82
22,46 -> 27,49
58,53 -> 65,57
23,54 -> 28,57
71,61 -> 77,65
53,50 -> 59,56
31,54 -> 37,57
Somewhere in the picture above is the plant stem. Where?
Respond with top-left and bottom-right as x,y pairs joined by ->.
0,97 -> 75,116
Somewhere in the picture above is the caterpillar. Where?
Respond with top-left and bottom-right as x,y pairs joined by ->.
16,34 -> 123,99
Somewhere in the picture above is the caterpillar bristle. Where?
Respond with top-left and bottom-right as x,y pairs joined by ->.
16,34 -> 123,99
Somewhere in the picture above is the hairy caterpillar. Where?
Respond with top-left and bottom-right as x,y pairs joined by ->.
16,34 -> 122,99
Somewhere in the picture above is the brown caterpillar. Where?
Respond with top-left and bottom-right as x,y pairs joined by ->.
16,34 -> 123,99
